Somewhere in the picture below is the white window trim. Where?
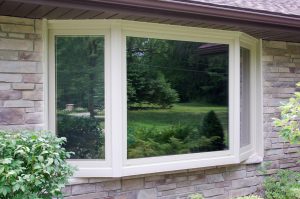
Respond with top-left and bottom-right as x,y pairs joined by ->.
44,19 -> 263,177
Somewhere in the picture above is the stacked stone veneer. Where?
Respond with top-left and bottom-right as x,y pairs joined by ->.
0,16 -> 43,130
1,16 -> 300,199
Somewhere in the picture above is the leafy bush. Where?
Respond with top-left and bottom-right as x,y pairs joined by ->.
274,82 -> 300,144
57,112 -> 104,159
235,196 -> 264,199
263,169 -> 300,199
0,131 -> 74,199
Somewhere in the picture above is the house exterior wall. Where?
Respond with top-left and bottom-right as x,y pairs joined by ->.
0,16 -> 43,130
0,16 -> 300,199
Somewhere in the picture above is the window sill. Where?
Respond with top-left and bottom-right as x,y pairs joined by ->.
242,153 -> 263,164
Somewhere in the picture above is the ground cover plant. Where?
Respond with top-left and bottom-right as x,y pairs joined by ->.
0,131 -> 74,199
263,169 -> 300,199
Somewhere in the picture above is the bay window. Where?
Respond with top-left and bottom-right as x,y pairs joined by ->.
46,20 -> 263,177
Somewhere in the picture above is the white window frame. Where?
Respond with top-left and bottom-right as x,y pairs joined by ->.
44,19 -> 263,177
47,21 -> 114,177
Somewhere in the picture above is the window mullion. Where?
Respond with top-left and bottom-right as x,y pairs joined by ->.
110,21 -> 124,177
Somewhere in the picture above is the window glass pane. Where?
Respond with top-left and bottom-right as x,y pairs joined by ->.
127,37 -> 229,159
240,47 -> 251,147
56,36 -> 105,159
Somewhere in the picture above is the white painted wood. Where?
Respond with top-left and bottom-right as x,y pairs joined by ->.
47,27 -> 113,177
42,19 -> 49,131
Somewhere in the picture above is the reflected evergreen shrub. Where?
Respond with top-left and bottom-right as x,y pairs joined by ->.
0,131 -> 74,199
57,112 -> 104,159
201,110 -> 225,150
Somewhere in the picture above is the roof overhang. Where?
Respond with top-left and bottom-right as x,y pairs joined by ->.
2,0 -> 300,42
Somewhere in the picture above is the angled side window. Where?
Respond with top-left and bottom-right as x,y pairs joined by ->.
55,36 -> 105,159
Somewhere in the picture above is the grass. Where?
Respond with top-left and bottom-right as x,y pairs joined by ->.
128,102 -> 228,131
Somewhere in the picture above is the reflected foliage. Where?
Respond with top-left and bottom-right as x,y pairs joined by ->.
127,37 -> 229,159
56,36 -> 105,159
57,112 -> 105,159
128,110 -> 225,158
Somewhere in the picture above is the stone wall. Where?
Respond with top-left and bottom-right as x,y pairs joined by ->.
0,16 -> 43,130
0,16 -> 300,199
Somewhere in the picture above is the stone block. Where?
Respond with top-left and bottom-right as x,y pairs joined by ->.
0,60 -> 36,73
103,180 -> 121,191
23,91 -> 43,100
12,83 -> 34,90
122,178 -> 144,191
0,74 -> 22,82
0,90 -> 21,100
0,32 -> 6,37
157,183 -> 176,191
0,38 -> 33,51
274,56 -> 290,62
231,177 -> 258,189
202,188 -> 224,197
262,55 -> 273,62
194,183 -> 215,191
34,40 -> 43,52
1,24 -> 34,34
0,83 -> 11,90
223,170 -> 246,181
0,108 -> 24,124
0,50 -> 18,60
65,192 -> 108,199
8,33 -> 25,39
206,174 -> 224,183
268,41 -> 287,49
71,183 -> 95,195
23,74 -> 42,83
67,178 -> 89,185
25,112 -> 43,124
4,100 -> 34,108
18,51 -> 42,61
137,188 -> 157,199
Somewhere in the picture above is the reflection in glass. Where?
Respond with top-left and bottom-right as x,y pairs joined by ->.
56,36 -> 105,159
240,47 -> 251,147
127,37 -> 229,159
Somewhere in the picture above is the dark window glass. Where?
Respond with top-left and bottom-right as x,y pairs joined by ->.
127,37 -> 229,159
56,36 -> 105,159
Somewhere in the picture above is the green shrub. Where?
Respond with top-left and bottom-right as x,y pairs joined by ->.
0,131 -> 75,199
263,169 -> 300,199
235,196 -> 264,199
274,82 -> 300,144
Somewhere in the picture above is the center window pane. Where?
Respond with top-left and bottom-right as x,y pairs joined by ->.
127,37 -> 229,159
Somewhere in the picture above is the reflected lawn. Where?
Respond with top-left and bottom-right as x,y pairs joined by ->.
128,103 -> 228,130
